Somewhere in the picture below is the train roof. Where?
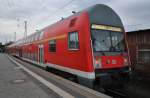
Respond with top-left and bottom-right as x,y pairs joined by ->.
41,4 -> 124,31
85,4 -> 123,28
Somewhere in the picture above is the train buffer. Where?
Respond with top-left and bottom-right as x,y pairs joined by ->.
0,53 -> 111,98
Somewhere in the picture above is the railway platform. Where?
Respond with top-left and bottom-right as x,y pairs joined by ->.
0,53 -> 60,98
0,53 -> 111,98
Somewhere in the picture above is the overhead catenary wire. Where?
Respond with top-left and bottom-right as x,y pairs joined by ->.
47,0 -> 75,18
6,0 -> 15,8
36,0 -> 76,27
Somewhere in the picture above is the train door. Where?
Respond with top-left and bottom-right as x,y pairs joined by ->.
38,45 -> 44,63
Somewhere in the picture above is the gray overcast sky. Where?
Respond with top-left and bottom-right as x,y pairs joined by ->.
0,0 -> 150,43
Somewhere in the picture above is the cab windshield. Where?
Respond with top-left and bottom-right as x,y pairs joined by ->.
91,30 -> 125,52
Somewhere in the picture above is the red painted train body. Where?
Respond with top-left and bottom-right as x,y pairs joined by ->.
7,4 -> 131,87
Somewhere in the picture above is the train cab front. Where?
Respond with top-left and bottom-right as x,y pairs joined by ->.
90,24 -> 131,87
91,24 -> 129,85
86,4 -> 131,87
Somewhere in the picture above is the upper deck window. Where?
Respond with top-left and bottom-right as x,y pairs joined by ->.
68,32 -> 79,49
39,31 -> 44,40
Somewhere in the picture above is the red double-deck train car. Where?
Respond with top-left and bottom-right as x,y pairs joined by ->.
7,4 -> 131,88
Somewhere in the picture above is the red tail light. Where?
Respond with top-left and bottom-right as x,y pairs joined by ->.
94,58 -> 102,68
124,57 -> 128,66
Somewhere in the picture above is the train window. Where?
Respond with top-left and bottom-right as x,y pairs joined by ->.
39,31 -> 44,40
30,37 -> 32,42
36,32 -> 40,40
49,40 -> 56,52
32,35 -> 34,42
68,32 -> 79,49
32,34 -> 35,42
35,33 -> 39,41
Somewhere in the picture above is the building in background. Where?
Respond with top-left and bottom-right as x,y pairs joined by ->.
127,29 -> 150,72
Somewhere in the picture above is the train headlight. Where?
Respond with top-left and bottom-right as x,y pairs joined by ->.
124,58 -> 128,66
95,60 -> 99,64
94,58 -> 102,68
124,58 -> 127,62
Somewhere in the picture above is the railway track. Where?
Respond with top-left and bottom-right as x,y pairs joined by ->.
105,88 -> 127,98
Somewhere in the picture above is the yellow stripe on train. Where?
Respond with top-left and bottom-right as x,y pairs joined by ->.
24,34 -> 67,45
